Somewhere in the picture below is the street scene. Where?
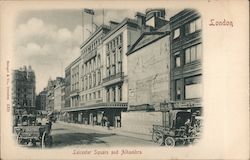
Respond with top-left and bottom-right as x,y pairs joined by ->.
12,8 -> 203,148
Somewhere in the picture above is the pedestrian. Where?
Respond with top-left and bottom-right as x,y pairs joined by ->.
107,120 -> 110,130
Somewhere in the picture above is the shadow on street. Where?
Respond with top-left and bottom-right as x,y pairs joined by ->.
52,132 -> 115,147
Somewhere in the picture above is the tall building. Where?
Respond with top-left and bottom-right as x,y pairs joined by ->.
12,65 -> 36,115
101,18 -> 144,127
62,25 -> 111,124
169,9 -> 202,102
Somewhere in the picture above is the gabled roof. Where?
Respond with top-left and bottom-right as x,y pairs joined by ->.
126,31 -> 170,56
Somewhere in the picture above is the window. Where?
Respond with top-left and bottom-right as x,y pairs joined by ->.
107,56 -> 110,67
185,75 -> 202,99
98,90 -> 101,98
117,47 -> 122,62
112,65 -> 116,75
113,87 -> 116,102
106,68 -> 110,77
173,28 -> 180,39
185,48 -> 191,63
186,18 -> 202,34
174,52 -> 181,67
118,86 -> 122,101
185,44 -> 202,64
107,89 -> 110,102
175,79 -> 182,100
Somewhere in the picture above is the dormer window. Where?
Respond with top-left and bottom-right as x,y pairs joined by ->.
173,28 -> 180,39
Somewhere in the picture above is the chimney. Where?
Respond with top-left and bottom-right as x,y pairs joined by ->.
135,12 -> 146,28
109,21 -> 119,30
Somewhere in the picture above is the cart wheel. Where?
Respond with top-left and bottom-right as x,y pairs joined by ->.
152,131 -> 164,146
42,132 -> 53,148
165,137 -> 175,147
16,132 -> 21,144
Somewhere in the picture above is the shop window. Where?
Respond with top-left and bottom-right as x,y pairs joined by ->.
185,75 -> 202,99
173,28 -> 180,39
175,79 -> 182,100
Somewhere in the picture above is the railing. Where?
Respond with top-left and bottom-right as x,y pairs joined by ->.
103,72 -> 124,83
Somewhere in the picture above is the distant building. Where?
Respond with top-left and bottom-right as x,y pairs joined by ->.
54,79 -> 65,112
169,9 -> 202,102
36,89 -> 47,111
64,67 -> 71,109
12,65 -> 36,115
45,77 -> 64,111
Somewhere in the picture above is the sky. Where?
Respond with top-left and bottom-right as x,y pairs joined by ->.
14,9 -> 181,94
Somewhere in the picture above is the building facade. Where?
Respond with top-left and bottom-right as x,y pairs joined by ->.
12,65 -> 36,115
101,18 -> 144,127
45,77 -> 64,111
170,9 -> 202,102
127,31 -> 170,111
62,25 -> 113,125
54,79 -> 65,112
36,89 -> 47,111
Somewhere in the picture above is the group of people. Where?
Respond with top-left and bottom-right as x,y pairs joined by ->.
13,114 -> 53,130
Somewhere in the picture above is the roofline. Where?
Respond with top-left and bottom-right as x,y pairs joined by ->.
126,31 -> 170,56
102,18 -> 139,42
65,56 -> 81,70
170,9 -> 198,22
80,24 -> 110,49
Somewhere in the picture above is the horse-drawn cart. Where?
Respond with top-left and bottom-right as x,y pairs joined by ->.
14,115 -> 53,148
152,101 -> 202,146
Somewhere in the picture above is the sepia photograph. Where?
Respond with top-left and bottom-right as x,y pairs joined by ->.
12,7 -> 203,148
0,0 -> 249,160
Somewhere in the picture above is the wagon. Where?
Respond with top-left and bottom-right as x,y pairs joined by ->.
14,115 -> 53,148
152,101 -> 202,147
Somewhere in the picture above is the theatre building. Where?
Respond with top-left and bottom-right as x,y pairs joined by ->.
101,18 -> 144,127
170,9 -> 202,103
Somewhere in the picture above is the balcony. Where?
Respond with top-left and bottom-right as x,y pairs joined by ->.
70,89 -> 79,97
102,72 -> 124,86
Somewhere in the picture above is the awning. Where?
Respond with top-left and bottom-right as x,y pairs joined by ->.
62,102 -> 128,112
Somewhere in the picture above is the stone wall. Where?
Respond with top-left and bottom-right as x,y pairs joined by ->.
121,111 -> 163,135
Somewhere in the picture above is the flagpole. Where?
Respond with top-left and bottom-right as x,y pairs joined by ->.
91,14 -> 93,33
102,9 -> 104,25
82,10 -> 84,42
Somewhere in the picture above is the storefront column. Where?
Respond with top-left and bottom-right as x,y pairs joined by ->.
115,85 -> 119,102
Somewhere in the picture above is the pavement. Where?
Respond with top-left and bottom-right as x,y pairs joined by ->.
57,121 -> 153,142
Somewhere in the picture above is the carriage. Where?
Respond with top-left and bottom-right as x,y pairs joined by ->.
152,101 -> 202,146
14,115 -> 53,148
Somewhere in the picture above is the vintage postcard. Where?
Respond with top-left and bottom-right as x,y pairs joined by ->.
0,0 -> 249,160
